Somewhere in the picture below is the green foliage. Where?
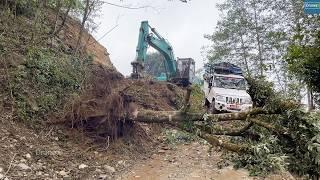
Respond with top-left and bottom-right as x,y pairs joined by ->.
225,76 -> 320,177
246,76 -> 275,108
286,31 -> 320,94
232,110 -> 320,178
234,136 -> 287,176
11,48 -> 90,125
189,84 -> 205,113
284,110 -> 320,177
163,129 -> 196,145
1,0 -> 85,18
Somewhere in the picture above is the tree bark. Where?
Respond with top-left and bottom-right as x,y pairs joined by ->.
130,108 -> 267,124
199,133 -> 251,153
74,0 -> 91,55
252,0 -> 264,76
197,122 -> 254,136
52,3 -> 72,37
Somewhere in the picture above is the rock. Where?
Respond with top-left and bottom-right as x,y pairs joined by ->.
36,171 -> 43,176
0,167 -> 3,172
0,174 -> 4,179
58,170 -> 68,177
103,165 -> 115,173
99,174 -> 108,179
25,153 -> 31,159
95,168 -> 102,173
161,146 -> 170,150
17,163 -> 31,170
117,160 -> 126,167
78,164 -> 88,169
158,150 -> 166,153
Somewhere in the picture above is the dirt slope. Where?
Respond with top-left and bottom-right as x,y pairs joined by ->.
59,16 -> 114,69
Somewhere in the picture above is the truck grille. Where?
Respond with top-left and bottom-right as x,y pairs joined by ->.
226,97 -> 243,104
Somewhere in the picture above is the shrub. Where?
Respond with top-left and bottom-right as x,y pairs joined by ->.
11,47 -> 91,125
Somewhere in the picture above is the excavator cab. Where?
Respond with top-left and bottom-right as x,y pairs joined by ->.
172,58 -> 195,86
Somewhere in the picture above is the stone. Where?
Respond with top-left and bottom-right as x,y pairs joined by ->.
158,150 -> 166,153
95,169 -> 102,173
99,174 -> 108,179
0,174 -> 4,179
103,165 -> 115,173
59,170 -> 68,177
78,164 -> 88,169
0,167 -> 3,172
25,153 -> 31,159
17,163 -> 30,170
117,160 -> 125,166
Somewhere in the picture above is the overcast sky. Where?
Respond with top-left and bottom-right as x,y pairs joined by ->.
94,0 -> 219,75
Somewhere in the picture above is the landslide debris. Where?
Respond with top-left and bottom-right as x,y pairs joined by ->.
0,3 -> 188,179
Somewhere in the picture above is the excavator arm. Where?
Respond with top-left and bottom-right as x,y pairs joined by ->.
131,21 -> 177,79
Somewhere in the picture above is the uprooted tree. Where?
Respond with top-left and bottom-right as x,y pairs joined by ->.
128,86 -> 320,178
57,79 -> 320,178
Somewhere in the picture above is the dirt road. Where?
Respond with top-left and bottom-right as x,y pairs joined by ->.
118,141 -> 295,180
119,142 -> 253,180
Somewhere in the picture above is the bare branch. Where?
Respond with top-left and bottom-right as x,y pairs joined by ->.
103,1 -> 153,9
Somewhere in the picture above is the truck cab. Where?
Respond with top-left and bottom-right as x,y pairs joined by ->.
203,62 -> 252,113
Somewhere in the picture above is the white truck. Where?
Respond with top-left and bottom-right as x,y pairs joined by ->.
203,62 -> 252,113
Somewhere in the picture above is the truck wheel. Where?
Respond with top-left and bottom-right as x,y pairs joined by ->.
204,99 -> 211,113
210,101 -> 218,114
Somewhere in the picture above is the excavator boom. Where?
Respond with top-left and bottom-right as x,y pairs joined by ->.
131,21 -> 195,86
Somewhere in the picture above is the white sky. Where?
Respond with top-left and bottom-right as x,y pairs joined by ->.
94,0 -> 219,76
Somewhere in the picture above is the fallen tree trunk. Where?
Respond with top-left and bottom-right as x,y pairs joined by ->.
199,132 -> 252,153
196,122 -> 254,136
250,118 -> 288,135
130,108 -> 268,124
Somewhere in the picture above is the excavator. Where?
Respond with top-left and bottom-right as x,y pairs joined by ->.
131,21 -> 195,86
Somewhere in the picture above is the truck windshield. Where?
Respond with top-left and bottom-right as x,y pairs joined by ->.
214,76 -> 246,90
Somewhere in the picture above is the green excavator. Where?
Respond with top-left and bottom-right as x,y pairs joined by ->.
131,21 -> 195,86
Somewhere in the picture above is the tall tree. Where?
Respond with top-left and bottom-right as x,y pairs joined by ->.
144,52 -> 166,78
205,0 -> 318,102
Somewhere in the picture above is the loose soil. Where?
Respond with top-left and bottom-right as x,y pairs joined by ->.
120,142 -> 295,180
